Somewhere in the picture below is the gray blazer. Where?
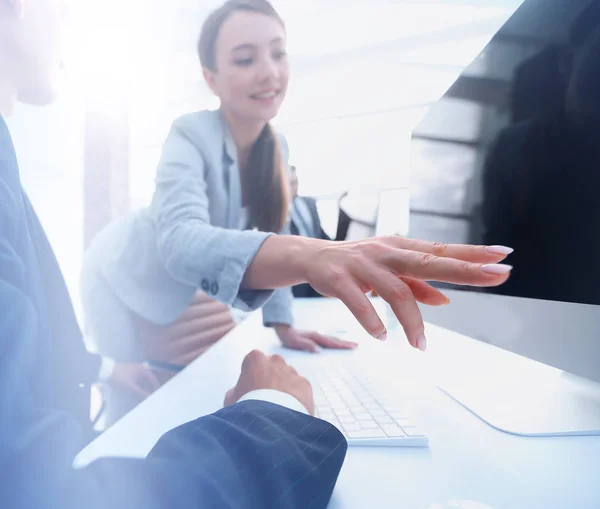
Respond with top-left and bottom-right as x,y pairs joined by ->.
96,109 -> 294,326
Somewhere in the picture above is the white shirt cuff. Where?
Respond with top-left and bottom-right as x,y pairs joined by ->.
97,356 -> 116,383
237,389 -> 309,415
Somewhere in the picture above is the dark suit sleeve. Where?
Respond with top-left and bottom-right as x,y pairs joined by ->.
0,242 -> 346,509
145,401 -> 347,508
1,179 -> 346,509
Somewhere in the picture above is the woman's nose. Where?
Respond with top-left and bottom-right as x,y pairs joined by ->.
256,55 -> 280,82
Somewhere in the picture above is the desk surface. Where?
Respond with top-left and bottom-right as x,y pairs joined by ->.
77,298 -> 600,509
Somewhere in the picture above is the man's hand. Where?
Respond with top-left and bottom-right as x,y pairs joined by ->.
274,324 -> 358,353
224,350 -> 314,415
108,363 -> 162,398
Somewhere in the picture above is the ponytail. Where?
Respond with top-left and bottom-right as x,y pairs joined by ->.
241,124 -> 289,232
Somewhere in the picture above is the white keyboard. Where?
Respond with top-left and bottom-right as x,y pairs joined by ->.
306,365 -> 428,447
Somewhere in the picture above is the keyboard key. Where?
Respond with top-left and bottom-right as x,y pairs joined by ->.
353,412 -> 373,421
394,418 -> 413,427
348,405 -> 365,414
368,407 -> 386,417
360,420 -> 380,430
319,413 -> 336,422
358,396 -> 375,406
374,415 -> 394,425
347,429 -> 387,439
382,425 -> 406,438
362,399 -> 381,408
342,422 -> 362,432
334,408 -> 352,417
403,427 -> 426,438
338,415 -> 357,425
389,412 -> 409,420
329,401 -> 345,408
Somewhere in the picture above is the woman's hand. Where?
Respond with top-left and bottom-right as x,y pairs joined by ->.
300,237 -> 513,351
274,324 -> 358,353
138,291 -> 237,366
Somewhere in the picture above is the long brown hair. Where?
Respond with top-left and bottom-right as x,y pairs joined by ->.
197,0 -> 289,233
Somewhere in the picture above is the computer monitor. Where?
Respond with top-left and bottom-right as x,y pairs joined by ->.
401,0 -> 600,435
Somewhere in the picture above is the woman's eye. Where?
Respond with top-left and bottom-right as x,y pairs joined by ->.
234,58 -> 253,67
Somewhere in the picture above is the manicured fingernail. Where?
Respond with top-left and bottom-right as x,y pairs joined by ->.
482,264 -> 513,275
486,245 -> 514,255
417,334 -> 427,351
377,331 -> 388,341
443,295 -> 451,305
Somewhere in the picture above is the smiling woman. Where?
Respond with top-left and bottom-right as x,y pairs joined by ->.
198,0 -> 290,232
80,0 -> 358,424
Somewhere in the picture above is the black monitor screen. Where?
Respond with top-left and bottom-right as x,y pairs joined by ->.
410,0 -> 600,306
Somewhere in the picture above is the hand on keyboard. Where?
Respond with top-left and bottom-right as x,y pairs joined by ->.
224,350 -> 315,414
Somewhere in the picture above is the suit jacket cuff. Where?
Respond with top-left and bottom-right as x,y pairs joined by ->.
262,286 -> 294,327
220,231 -> 277,312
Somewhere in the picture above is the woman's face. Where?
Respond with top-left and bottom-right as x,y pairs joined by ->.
204,10 -> 289,124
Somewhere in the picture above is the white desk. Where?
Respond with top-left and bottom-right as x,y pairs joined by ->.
76,298 -> 600,509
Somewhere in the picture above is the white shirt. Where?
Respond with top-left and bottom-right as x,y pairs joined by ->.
238,390 -> 309,414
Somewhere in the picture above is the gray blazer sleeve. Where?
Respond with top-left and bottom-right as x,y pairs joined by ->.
150,116 -> 275,312
262,134 -> 294,327
261,257 -> 294,326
